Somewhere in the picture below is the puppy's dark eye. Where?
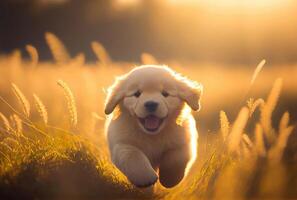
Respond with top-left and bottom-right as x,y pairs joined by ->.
134,90 -> 141,98
162,90 -> 169,97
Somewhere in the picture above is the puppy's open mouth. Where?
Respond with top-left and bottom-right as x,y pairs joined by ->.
138,115 -> 164,133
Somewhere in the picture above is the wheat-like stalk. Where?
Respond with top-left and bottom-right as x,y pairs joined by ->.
279,111 -> 289,134
250,59 -> 266,86
57,80 -> 78,128
70,53 -> 85,67
25,44 -> 39,67
247,98 -> 254,110
260,78 -> 283,142
141,53 -> 158,65
268,112 -> 294,164
91,41 -> 111,65
11,114 -> 23,136
228,107 -> 249,153
220,110 -> 230,141
255,123 -> 266,157
33,94 -> 48,125
241,60 -> 266,103
268,126 -> 294,164
45,32 -> 70,64
10,50 -> 22,67
0,112 -> 11,132
247,98 -> 264,117
11,83 -> 30,117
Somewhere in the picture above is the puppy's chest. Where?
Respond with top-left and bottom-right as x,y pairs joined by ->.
134,130 -> 187,164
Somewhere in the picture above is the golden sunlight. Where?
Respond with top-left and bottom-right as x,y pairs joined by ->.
113,0 -> 142,9
168,0 -> 292,9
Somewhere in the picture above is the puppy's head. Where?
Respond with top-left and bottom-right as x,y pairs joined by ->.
105,65 -> 203,135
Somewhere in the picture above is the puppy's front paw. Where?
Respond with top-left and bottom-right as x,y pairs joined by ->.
127,169 -> 158,188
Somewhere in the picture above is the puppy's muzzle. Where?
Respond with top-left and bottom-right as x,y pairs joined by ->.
144,101 -> 159,113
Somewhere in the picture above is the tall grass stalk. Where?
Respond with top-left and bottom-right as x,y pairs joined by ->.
11,83 -> 30,117
11,114 -> 22,136
57,80 -> 78,129
33,94 -> 48,125
220,110 -> 230,141
25,44 -> 39,67
228,107 -> 249,153
0,112 -> 11,132
247,98 -> 264,117
141,53 -> 158,65
250,59 -> 266,86
254,123 -> 266,157
260,78 -> 283,142
45,32 -> 70,64
91,41 -> 111,65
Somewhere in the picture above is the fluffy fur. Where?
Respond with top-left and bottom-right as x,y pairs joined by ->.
104,65 -> 202,188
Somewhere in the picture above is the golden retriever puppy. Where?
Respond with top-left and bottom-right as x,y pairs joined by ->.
104,65 -> 202,188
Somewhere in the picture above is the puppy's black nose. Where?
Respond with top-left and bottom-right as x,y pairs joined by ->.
144,101 -> 159,112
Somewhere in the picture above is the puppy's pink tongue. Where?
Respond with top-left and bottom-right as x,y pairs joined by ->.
144,116 -> 160,130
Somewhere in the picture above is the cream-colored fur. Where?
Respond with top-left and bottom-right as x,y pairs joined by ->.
104,65 -> 202,188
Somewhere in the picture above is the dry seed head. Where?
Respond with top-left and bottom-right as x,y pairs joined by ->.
268,126 -> 294,164
247,98 -> 254,110
255,123 -> 266,157
250,59 -> 266,86
228,107 -> 249,153
269,112 -> 294,164
33,94 -> 48,125
70,53 -> 85,67
0,112 -> 11,132
11,83 -> 30,117
220,110 -> 230,141
91,41 -> 111,65
57,80 -> 78,128
141,53 -> 158,65
45,32 -> 70,64
248,98 -> 264,117
10,50 -> 22,67
11,114 -> 23,135
25,44 -> 39,67
266,78 -> 283,115
279,112 -> 289,133
260,78 -> 283,142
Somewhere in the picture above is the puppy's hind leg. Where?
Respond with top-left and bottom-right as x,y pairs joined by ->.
111,144 -> 158,188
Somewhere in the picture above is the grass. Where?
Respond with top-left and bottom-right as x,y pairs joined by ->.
0,32 -> 296,199
0,131 -> 145,199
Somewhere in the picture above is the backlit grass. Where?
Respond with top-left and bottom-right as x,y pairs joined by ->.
0,33 -> 296,199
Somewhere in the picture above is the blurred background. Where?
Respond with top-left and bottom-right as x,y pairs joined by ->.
0,0 -> 296,135
1,1 -> 297,199
1,0 -> 297,64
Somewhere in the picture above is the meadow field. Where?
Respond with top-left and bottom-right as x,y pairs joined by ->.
0,33 -> 296,199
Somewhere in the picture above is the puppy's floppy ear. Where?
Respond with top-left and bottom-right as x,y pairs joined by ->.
104,77 -> 126,115
176,76 -> 203,111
